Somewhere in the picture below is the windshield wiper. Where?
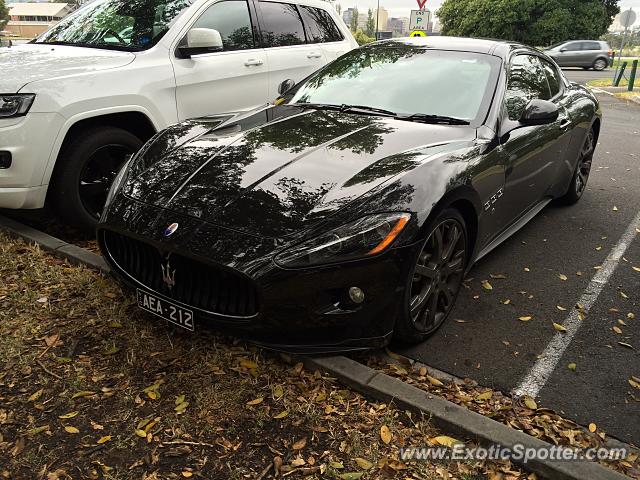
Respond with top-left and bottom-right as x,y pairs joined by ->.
395,113 -> 470,126
292,103 -> 397,117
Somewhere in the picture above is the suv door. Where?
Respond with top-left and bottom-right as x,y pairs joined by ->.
298,4 -> 349,61
171,0 -> 269,120
499,54 -> 571,218
255,0 -> 328,97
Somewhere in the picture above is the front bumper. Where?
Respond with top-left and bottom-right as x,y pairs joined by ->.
98,199 -> 419,353
0,113 -> 65,209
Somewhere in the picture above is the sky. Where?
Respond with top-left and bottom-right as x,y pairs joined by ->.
343,0 -> 640,26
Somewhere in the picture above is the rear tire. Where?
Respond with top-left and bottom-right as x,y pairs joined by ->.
394,208 -> 468,344
559,128 -> 596,205
50,127 -> 143,231
593,58 -> 607,71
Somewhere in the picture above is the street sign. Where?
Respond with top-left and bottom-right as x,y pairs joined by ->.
410,9 -> 431,31
410,30 -> 427,37
620,9 -> 636,29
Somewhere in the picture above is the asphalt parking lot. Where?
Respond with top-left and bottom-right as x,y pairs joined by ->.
397,73 -> 640,445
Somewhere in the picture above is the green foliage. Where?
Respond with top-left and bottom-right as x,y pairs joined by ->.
437,0 -> 621,46
353,28 -> 375,45
0,0 -> 9,29
349,7 -> 358,32
365,8 -> 376,37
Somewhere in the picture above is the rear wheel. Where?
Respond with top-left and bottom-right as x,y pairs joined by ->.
559,128 -> 596,205
51,127 -> 143,231
593,58 -> 608,71
394,209 -> 468,344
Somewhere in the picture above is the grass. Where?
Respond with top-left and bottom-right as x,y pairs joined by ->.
0,233 -> 529,479
587,77 -> 629,87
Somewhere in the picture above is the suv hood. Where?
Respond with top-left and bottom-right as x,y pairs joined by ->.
124,106 -> 476,238
0,44 -> 135,93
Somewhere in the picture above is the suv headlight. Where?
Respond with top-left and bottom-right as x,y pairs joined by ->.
275,213 -> 411,268
0,94 -> 36,118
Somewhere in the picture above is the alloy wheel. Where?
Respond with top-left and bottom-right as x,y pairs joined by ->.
594,59 -> 607,71
575,130 -> 595,196
79,144 -> 134,219
409,219 -> 466,333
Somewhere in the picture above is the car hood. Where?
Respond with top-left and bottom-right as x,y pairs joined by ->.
124,106 -> 476,238
0,44 -> 135,93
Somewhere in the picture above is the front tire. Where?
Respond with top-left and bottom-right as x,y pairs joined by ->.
559,128 -> 596,205
50,127 -> 143,230
394,208 -> 468,344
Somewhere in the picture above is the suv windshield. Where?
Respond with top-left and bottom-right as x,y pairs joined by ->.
35,0 -> 193,51
287,44 -> 501,124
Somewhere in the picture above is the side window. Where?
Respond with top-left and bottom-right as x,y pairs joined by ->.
563,42 -> 581,52
299,6 -> 343,43
259,1 -> 306,47
539,58 -> 562,98
583,41 -> 601,51
191,0 -> 255,51
505,55 -> 552,121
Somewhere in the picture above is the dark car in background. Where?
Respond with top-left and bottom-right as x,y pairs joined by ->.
544,40 -> 613,70
98,37 -> 602,353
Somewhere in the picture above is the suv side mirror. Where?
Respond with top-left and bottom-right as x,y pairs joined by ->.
278,79 -> 296,95
519,99 -> 559,126
178,28 -> 223,58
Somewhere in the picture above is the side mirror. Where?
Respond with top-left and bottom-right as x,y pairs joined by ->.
559,48 -> 567,52
519,99 -> 559,126
278,79 -> 296,95
178,28 -> 223,58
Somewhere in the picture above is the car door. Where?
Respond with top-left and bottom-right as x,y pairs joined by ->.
555,41 -> 582,67
171,0 -> 269,121
297,4 -> 350,62
255,0 -> 328,98
499,54 -> 572,219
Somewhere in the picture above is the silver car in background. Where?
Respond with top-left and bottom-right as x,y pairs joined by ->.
544,40 -> 613,70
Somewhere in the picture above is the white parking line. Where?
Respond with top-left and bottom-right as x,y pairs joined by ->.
514,209 -> 640,399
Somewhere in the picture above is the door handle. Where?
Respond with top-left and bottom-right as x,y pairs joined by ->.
307,52 -> 322,59
244,59 -> 264,67
559,118 -> 572,130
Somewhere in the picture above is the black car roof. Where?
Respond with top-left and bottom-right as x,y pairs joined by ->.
375,36 -> 525,59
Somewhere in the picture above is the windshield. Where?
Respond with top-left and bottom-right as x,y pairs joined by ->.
288,44 -> 501,124
35,0 -> 193,51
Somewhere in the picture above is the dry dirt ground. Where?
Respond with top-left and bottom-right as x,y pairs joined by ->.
0,233 -> 533,479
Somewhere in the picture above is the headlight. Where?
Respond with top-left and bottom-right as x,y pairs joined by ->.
275,213 -> 411,268
0,94 -> 35,118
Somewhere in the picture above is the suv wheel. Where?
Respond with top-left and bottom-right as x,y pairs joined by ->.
593,58 -> 608,71
51,126 -> 143,231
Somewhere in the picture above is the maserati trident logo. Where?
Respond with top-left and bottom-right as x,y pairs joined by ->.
164,222 -> 179,237
161,257 -> 176,290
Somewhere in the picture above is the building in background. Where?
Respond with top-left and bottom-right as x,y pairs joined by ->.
342,7 -> 367,31
375,7 -> 388,31
6,2 -> 73,37
388,17 -> 409,37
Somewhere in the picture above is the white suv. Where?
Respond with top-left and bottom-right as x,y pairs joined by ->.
0,0 -> 356,229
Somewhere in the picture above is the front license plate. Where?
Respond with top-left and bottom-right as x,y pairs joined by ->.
137,289 -> 194,332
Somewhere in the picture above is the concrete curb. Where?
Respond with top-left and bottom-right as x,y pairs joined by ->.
0,214 -> 110,273
304,356 -> 630,480
0,214 -> 631,480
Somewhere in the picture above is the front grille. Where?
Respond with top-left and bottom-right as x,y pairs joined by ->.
102,230 -> 258,317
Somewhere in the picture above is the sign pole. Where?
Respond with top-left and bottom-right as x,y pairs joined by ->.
375,0 -> 380,39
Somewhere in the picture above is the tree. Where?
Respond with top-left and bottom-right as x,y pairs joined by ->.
349,7 -> 359,32
437,0 -> 621,47
365,8 -> 376,37
0,0 -> 9,30
353,28 -> 375,45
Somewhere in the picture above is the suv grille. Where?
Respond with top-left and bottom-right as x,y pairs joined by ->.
102,231 -> 258,317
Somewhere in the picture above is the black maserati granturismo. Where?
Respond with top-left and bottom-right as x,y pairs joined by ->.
97,37 -> 601,353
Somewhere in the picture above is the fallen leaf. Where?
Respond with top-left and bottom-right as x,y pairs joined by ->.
523,397 -> 537,410
64,426 -> 80,434
556,305 -> 567,311
502,299 -> 511,305
613,326 -> 623,334
135,429 -> 147,438
175,401 -> 189,413
553,322 -> 567,333
589,423 -> 597,433
273,411 -> 289,419
71,391 -> 96,399
338,473 -> 364,480
380,425 -> 392,444
613,206 -> 618,211
558,274 -> 568,281
273,385 -> 285,400
27,425 -> 49,436
481,280 -> 493,291
97,435 -> 111,444
519,316 -> 533,322
426,375 -> 444,387
354,458 -> 373,470
58,411 -> 79,419
431,436 -> 462,448
568,363 -> 577,371
618,342 -> 634,349
240,359 -> 258,370
475,391 -> 492,401
490,273 -> 507,279
524,267 -> 530,272
28,389 -> 44,402
175,395 -> 185,406
620,291 -> 628,299
182,472 -> 193,478
246,397 -> 263,406
292,437 -> 307,450
632,266 -> 640,272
